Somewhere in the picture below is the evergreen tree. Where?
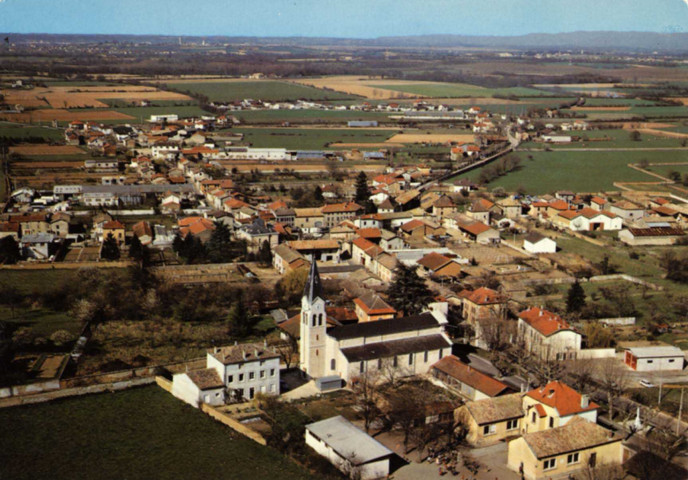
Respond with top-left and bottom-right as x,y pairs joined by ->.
258,240 -> 273,266
129,234 -> 143,261
313,185 -> 324,203
206,223 -> 233,263
354,171 -> 370,205
172,232 -> 184,255
566,281 -> 586,314
0,236 -> 20,264
101,233 -> 120,261
385,263 -> 433,316
227,299 -> 253,337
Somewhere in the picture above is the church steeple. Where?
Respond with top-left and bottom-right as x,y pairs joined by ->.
303,259 -> 323,304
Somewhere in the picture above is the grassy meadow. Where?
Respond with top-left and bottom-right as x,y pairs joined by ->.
166,80 -> 357,102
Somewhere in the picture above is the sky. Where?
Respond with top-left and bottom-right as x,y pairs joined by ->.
0,0 -> 687,38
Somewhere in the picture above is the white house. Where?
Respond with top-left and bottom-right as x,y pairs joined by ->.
556,208 -> 622,232
305,416 -> 394,480
517,307 -> 581,361
172,342 -> 281,407
523,232 -> 556,254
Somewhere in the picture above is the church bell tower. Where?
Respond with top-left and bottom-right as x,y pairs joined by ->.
299,260 -> 327,378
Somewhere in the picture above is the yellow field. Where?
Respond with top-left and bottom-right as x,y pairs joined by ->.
289,76 -> 419,99
571,106 -> 631,111
1,85 -> 191,109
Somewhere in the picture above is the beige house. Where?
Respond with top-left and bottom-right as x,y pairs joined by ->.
517,307 -> 581,361
294,207 -> 324,231
507,417 -> 623,480
456,393 -> 524,446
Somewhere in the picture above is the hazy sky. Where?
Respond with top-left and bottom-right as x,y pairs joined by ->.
1,0 -> 687,37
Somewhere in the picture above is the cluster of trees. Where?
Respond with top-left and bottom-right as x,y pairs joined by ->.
0,237 -> 20,264
290,186 -> 323,208
385,263 -> 434,316
661,252 -> 688,284
172,224 -> 248,264
354,171 -> 375,214
477,154 -> 521,185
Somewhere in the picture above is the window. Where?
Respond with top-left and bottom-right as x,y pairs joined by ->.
260,370 -> 265,379
360,361 -> 365,373
408,353 -> 414,365
531,412 -> 536,423
270,384 -> 275,392
238,373 -> 244,382
377,358 -> 382,369
506,419 -> 518,431
270,369 -> 276,377
330,359 -> 336,370
648,360 -> 654,364
318,313 -> 323,325
543,459 -> 556,471
424,351 -> 428,363
439,349 -> 444,359
393,356 -> 398,367
669,359 -> 675,363
483,424 -> 496,436
567,453 -> 579,465
249,372 -> 255,380
549,417 -> 554,428
227,375 -> 234,384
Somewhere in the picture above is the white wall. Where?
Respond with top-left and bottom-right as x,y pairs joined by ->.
634,356 -> 684,372
305,430 -> 389,480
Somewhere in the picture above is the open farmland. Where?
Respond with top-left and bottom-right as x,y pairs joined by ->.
521,128 -> 688,149
233,108 -> 391,124
0,123 -> 64,141
164,79 -> 357,102
0,109 -> 135,123
112,105 -> 210,121
385,133 -> 475,144
370,82 -> 550,98
0,85 -> 191,109
232,127 -> 398,150
454,150 -> 666,194
9,145 -> 86,156
0,386 -> 315,480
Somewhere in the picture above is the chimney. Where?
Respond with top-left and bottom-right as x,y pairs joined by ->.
234,340 -> 238,346
548,389 -> 555,398
242,351 -> 247,361
263,339 -> 268,347
581,394 -> 589,409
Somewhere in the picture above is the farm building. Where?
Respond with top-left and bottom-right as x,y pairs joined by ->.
624,345 -> 685,372
618,227 -> 685,246
523,232 -> 556,253
305,416 -> 394,480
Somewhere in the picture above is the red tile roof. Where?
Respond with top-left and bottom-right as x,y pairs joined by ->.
417,252 -> 452,271
432,355 -> 509,397
461,287 -> 504,305
518,307 -> 573,336
102,220 -> 125,230
526,381 -> 599,417
460,221 -> 491,236
400,219 -> 425,233
322,202 -> 363,214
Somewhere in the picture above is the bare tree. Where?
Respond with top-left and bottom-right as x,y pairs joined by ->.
274,333 -> 298,370
378,357 -> 411,389
386,384 -> 426,454
580,462 -> 625,480
566,358 -> 596,393
351,370 -> 381,433
597,359 -> 632,421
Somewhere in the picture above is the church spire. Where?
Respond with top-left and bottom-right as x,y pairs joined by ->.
303,259 -> 323,303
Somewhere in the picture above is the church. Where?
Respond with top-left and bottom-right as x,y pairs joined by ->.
299,261 -> 453,384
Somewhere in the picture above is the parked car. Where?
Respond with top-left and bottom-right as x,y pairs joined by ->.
639,379 -> 655,388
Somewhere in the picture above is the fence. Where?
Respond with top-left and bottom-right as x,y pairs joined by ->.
200,403 -> 268,446
577,348 -> 617,360
0,377 -> 154,409
596,317 -> 636,326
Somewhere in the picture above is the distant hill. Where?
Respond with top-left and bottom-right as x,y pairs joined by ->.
2,31 -> 687,52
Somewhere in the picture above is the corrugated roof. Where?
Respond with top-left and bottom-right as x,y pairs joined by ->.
305,416 -> 393,465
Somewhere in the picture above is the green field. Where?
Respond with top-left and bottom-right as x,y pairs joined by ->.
455,150 -> 668,194
232,127 -> 397,149
521,129 -> 688,149
565,105 -> 688,119
166,80 -> 357,102
371,82 -> 551,98
644,163 -> 688,178
1,306 -> 80,337
234,109 -> 391,124
103,99 -> 197,108
0,386 -> 315,480
0,122 -> 64,141
0,269 -> 80,294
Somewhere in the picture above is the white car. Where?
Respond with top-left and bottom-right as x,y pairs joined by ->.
639,379 -> 655,388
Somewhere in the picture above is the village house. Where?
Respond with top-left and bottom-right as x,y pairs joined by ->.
456,393 -> 525,446
235,219 -> 278,253
466,198 -> 495,224
554,208 -> 622,232
294,207 -> 325,233
416,252 -> 463,278
458,221 -> 500,244
608,200 -> 645,222
459,287 -> 507,326
322,202 -> 364,228
102,220 -> 126,245
507,417 -> 622,480
517,307 -> 581,361
619,226 -> 685,246
172,342 -> 280,407
19,233 -> 60,260
272,244 -> 308,275
521,381 -> 598,434
431,355 -> 510,401
287,239 -> 341,263
496,197 -> 522,219
353,293 -> 396,323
